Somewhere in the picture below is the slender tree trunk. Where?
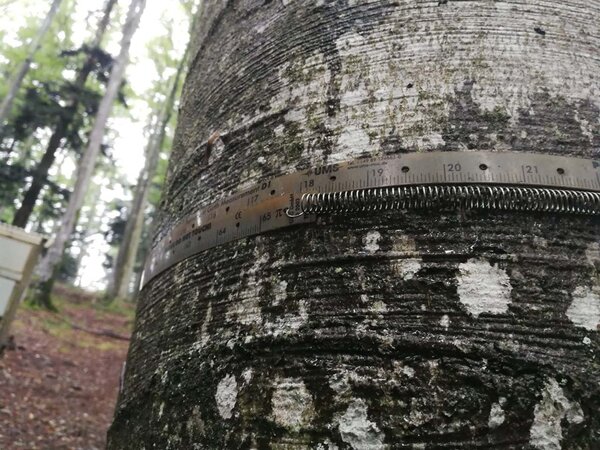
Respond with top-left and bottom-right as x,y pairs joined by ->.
107,52 -> 188,301
0,0 -> 63,128
109,2 -> 600,448
105,113 -> 159,301
73,185 -> 102,283
11,0 -> 118,229
12,120 -> 68,227
35,0 -> 146,300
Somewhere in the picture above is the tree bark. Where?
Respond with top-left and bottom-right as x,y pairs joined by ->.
35,0 -> 145,293
106,48 -> 189,301
0,0 -> 63,128
11,0 -> 118,229
108,2 -> 600,448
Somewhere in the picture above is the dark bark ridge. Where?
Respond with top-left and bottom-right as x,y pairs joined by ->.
109,1 -> 600,448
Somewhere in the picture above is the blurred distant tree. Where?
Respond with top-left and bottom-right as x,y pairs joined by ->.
106,17 -> 192,302
34,0 -> 146,309
11,0 -> 119,228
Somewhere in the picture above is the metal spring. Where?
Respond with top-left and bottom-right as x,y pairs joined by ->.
299,185 -> 600,216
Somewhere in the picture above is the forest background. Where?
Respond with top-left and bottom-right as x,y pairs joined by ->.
0,1 -> 197,447
0,0 -> 195,299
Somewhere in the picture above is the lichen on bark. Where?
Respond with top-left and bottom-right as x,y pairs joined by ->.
108,1 -> 600,448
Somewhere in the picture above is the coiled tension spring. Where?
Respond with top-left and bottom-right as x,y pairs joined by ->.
294,185 -> 600,216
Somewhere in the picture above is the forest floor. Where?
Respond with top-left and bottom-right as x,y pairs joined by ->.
0,283 -> 134,450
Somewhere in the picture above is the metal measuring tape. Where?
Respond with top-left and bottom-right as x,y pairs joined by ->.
140,151 -> 600,288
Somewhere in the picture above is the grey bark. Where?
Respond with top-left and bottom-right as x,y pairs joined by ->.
0,0 -> 63,128
36,0 -> 146,284
108,1 -> 600,449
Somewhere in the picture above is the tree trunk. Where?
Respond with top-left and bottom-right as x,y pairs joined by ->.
0,0 -> 63,128
106,49 -> 188,301
73,184 -> 102,285
35,0 -> 145,297
12,119 -> 68,228
11,0 -> 118,229
108,2 -> 600,448
105,112 -> 160,301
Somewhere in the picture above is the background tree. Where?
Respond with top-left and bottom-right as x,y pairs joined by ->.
34,0 -> 146,307
106,17 -> 192,302
10,0 -> 119,228
0,0 -> 81,221
109,1 -> 600,448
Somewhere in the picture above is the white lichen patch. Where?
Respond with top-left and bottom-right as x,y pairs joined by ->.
457,259 -> 512,317
393,259 -> 421,280
272,279 -> 288,306
566,285 -> 600,331
207,133 -> 225,166
316,439 -> 339,450
488,398 -> 506,429
574,110 -> 595,144
585,242 -> 600,267
242,368 -> 253,384
215,374 -> 238,420
271,378 -> 315,428
338,399 -> 385,450
530,378 -> 584,450
439,314 -> 450,330
371,300 -> 388,314
199,301 -> 213,347
363,231 -> 381,253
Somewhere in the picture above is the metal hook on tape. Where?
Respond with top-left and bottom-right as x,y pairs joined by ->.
140,151 -> 600,288
284,207 -> 304,218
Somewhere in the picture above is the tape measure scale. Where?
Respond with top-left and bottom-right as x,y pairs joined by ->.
140,151 -> 600,288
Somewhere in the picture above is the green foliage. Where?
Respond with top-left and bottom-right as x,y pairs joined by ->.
1,0 -> 198,295
0,0 -> 133,231
0,0 -> 77,119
